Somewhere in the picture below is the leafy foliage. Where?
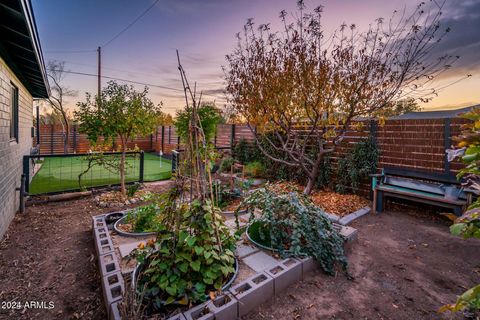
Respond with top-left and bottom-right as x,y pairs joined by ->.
125,203 -> 165,233
441,108 -> 480,314
134,198 -> 236,310
219,157 -> 234,173
375,97 -> 421,117
232,139 -> 261,164
225,1 -> 458,194
231,136 -> 332,188
244,161 -> 266,178
238,183 -> 349,276
131,57 -> 236,315
335,135 -> 378,193
174,104 -> 222,142
75,81 -> 161,195
127,182 -> 141,198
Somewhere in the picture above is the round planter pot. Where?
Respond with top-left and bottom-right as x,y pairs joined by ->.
113,215 -> 157,237
131,257 -> 239,305
245,221 -> 277,252
105,211 -> 126,230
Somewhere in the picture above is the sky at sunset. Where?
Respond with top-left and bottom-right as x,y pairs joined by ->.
32,0 -> 480,115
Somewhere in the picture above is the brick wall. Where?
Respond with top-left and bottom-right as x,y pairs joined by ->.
0,56 -> 33,239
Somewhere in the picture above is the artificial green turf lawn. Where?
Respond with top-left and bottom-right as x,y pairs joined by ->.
29,153 -> 172,195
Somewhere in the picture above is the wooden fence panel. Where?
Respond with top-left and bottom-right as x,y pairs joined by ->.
36,119 -> 469,183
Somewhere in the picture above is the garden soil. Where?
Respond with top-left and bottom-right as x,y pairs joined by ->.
0,187 -> 479,320
243,205 -> 480,320
0,181 -> 172,320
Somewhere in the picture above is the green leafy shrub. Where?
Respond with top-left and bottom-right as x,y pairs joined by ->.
440,108 -> 480,315
127,182 -> 140,197
244,161 -> 265,178
335,135 -> 378,194
134,199 -> 236,310
238,183 -> 349,276
219,157 -> 234,173
231,136 -> 331,187
232,139 -> 261,164
174,104 -> 221,142
125,204 -> 164,233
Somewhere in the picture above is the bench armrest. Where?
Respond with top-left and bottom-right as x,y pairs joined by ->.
369,173 -> 384,177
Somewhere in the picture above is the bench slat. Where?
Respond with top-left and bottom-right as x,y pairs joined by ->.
377,185 -> 466,205
384,176 -> 444,195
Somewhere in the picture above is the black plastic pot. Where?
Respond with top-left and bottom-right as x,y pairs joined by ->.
105,211 -> 126,230
113,215 -> 157,237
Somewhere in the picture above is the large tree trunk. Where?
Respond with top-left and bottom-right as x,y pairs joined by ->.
303,152 -> 326,195
120,140 -> 126,197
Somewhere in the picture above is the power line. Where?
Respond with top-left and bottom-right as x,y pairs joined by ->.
101,0 -> 160,48
45,49 -> 96,54
50,68 -> 223,99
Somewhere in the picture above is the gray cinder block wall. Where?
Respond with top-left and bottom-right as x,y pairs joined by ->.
0,56 -> 33,239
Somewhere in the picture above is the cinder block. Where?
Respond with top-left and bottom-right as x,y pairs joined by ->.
92,215 -> 106,230
207,292 -> 238,320
265,258 -> 302,295
183,301 -> 214,320
323,212 -> 340,223
338,207 -> 370,225
229,272 -> 273,317
109,302 -> 121,320
167,313 -> 187,320
102,272 -> 124,317
298,256 -> 319,278
339,225 -> 358,242
98,252 -> 121,277
95,229 -> 114,255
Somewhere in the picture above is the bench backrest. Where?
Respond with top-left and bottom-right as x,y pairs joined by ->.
384,176 -> 444,195
382,175 -> 467,200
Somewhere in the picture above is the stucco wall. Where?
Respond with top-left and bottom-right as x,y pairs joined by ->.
0,56 -> 33,239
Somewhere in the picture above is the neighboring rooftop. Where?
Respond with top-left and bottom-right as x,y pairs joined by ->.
0,0 -> 49,98
391,105 -> 479,120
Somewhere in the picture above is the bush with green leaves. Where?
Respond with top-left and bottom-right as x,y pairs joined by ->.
231,136 -> 331,188
232,139 -> 261,164
335,135 -> 378,194
440,108 -> 480,315
174,104 -> 221,142
238,183 -> 349,277
244,161 -> 265,178
125,203 -> 165,233
134,199 -> 236,311
219,157 -> 234,173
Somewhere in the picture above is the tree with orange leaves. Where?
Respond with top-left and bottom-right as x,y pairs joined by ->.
225,1 -> 465,194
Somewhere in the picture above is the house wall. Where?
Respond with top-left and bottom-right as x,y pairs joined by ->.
0,56 -> 33,239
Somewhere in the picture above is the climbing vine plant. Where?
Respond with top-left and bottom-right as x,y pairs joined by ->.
130,52 -> 236,316
237,182 -> 349,277
336,135 -> 378,194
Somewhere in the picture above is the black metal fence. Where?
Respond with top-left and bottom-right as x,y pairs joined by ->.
23,151 -> 145,195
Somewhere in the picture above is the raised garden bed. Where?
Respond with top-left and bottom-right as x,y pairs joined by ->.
93,209 -> 359,320
113,215 -> 157,237
310,190 -> 369,217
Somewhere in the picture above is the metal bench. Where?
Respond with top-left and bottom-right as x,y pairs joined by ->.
371,168 -> 474,216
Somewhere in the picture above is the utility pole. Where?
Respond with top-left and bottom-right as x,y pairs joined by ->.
97,46 -> 101,105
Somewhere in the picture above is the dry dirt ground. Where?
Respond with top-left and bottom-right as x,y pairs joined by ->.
0,189 -> 479,320
244,207 -> 480,320
0,182 -> 172,320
